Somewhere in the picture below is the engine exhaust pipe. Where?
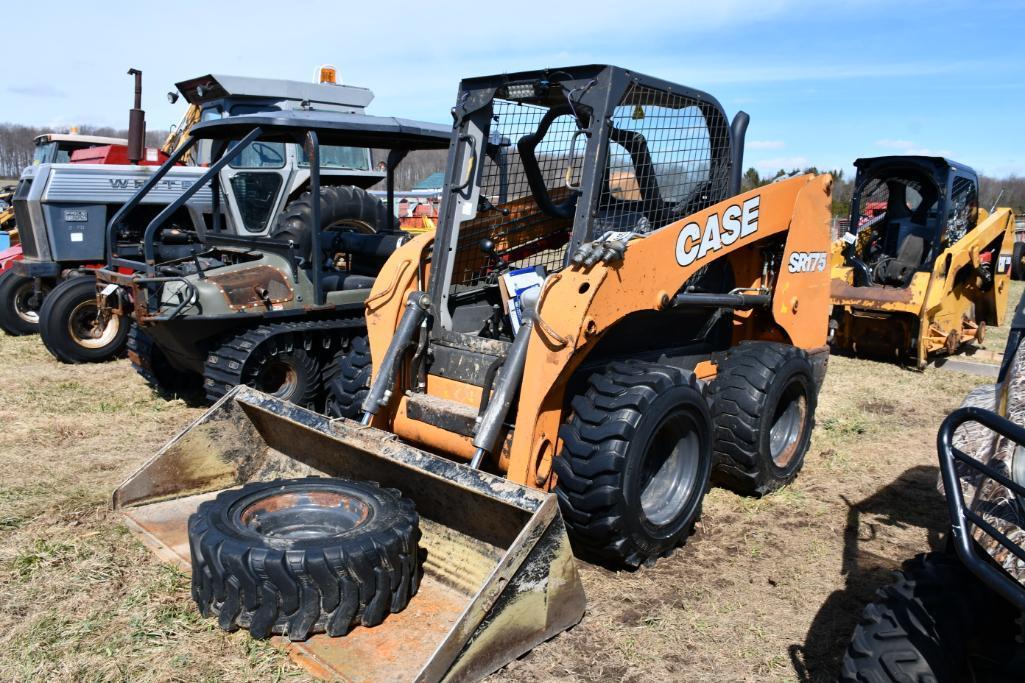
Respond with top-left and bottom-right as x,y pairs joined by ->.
126,68 -> 146,165
729,111 -> 750,196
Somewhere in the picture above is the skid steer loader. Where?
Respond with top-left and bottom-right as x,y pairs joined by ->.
829,156 -> 1016,368
116,65 -> 833,681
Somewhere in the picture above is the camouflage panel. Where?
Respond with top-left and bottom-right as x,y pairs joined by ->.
962,340 -> 1025,584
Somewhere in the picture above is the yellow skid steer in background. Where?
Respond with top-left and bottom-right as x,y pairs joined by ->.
830,156 -> 1016,368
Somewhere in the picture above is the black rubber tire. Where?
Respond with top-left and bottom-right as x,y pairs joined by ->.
554,360 -> 713,568
38,275 -> 129,363
272,186 -> 386,257
324,334 -> 372,419
0,270 -> 48,336
127,326 -> 204,402
840,552 -> 990,682
188,477 -> 421,641
1012,242 -> 1025,281
709,341 -> 816,496
205,327 -> 322,408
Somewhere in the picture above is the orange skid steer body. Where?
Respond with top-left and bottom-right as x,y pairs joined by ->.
363,176 -> 833,486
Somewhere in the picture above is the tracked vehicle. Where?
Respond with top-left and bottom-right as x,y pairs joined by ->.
830,156 -> 1016,367
842,291 -> 1025,681
95,110 -> 450,407
115,65 -> 834,681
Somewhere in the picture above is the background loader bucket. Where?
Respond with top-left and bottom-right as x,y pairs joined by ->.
113,385 -> 586,682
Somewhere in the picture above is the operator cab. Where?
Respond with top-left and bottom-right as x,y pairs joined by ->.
843,156 -> 979,287
434,65 -> 743,339
31,133 -> 128,165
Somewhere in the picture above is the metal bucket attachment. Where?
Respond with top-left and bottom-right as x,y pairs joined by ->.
114,385 -> 585,682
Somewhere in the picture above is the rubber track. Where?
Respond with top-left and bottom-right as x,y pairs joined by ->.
188,478 -> 420,640
203,317 -> 364,405
554,359 -> 704,567
840,552 -> 987,682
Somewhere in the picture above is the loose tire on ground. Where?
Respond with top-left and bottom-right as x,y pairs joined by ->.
38,275 -> 129,363
188,477 -> 421,641
709,341 -> 816,496
128,326 -> 204,402
554,360 -> 713,568
1012,242 -> 1025,281
324,334 -> 372,419
0,270 -> 48,336
840,552 -> 995,682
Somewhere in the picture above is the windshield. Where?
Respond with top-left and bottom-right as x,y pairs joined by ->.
298,145 -> 371,170
32,142 -> 59,165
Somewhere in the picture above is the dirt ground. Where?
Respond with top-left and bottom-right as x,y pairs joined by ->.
0,287 -> 1019,680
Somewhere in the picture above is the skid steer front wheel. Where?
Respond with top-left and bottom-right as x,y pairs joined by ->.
38,275 -> 129,363
554,360 -> 713,568
188,477 -> 421,640
324,334 -> 372,419
709,341 -> 816,496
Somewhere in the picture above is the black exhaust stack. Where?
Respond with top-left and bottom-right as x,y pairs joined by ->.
126,68 -> 145,165
728,111 -> 750,196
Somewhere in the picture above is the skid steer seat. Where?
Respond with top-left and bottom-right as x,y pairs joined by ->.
877,233 -> 925,286
321,271 -> 375,292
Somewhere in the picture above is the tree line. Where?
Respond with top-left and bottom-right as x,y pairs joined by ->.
742,166 -> 1025,217
0,123 -> 166,177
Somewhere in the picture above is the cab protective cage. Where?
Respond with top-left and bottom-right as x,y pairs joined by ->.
842,156 -> 980,286
103,111 -> 452,312
429,64 -> 749,322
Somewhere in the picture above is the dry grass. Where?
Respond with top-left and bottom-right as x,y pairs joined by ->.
0,319 -> 1002,681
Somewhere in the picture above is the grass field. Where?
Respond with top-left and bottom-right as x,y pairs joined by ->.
0,289 -> 1019,680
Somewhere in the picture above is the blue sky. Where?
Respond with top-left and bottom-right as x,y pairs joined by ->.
5,1 -> 1024,176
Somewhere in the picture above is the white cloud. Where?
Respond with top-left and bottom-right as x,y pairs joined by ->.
874,139 -> 954,157
754,156 -> 811,171
748,140 -> 785,150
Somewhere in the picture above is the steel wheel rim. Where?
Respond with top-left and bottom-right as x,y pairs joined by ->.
639,412 -> 701,526
769,385 -> 808,467
237,490 -> 371,540
13,280 -> 42,324
67,300 -> 120,348
257,360 -> 299,399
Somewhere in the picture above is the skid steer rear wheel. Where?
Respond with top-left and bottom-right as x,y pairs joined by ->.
324,334 -> 372,419
0,271 -> 49,335
188,477 -> 421,641
554,360 -> 713,568
709,341 -> 816,497
38,275 -> 129,363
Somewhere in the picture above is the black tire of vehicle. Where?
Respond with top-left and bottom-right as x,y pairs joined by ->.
38,275 -> 129,363
709,341 -> 816,497
323,334 -> 372,419
127,325 -> 204,402
188,477 -> 421,641
554,360 -> 713,568
0,270 -> 48,336
1013,242 -> 1025,280
840,552 -> 990,682
272,185 -> 386,257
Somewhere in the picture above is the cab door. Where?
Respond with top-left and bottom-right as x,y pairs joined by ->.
219,138 -> 290,236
